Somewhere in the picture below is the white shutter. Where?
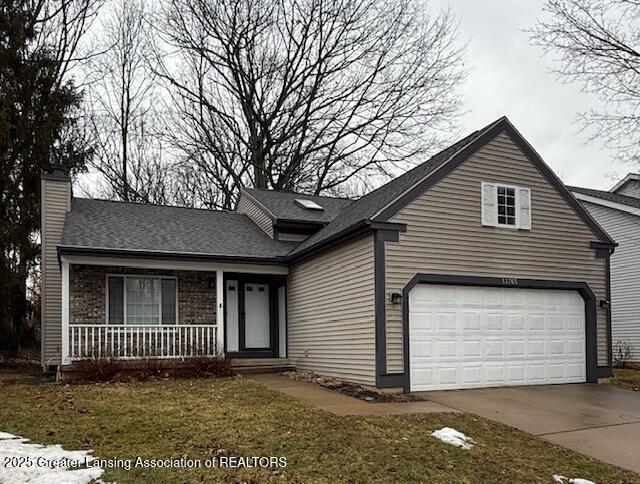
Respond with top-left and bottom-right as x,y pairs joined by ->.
517,187 -> 532,230
481,182 -> 497,226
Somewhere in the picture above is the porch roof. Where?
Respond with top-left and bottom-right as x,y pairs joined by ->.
60,198 -> 296,261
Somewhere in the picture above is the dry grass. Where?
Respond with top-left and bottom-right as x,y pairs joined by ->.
0,367 -> 637,483
611,366 -> 640,391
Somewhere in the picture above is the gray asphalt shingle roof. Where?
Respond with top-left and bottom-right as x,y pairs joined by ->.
570,186 -> 640,209
290,120 -> 500,255
243,188 -> 353,224
61,119 -> 500,260
64,117 -> 554,259
61,198 -> 296,259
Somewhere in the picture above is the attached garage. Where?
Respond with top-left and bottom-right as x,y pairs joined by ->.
407,280 -> 594,392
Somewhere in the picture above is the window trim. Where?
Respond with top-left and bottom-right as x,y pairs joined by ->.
495,183 -> 520,229
106,274 -> 178,325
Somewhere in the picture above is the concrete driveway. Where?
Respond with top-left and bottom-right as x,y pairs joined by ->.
425,384 -> 640,473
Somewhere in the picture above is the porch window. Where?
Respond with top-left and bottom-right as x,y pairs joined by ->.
107,276 -> 177,325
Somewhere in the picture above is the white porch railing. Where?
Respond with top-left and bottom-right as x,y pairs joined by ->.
69,324 -> 219,361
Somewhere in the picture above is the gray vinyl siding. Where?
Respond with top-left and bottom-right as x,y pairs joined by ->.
581,201 -> 640,362
287,234 -> 376,384
276,231 -> 308,242
41,179 -> 71,366
236,192 -> 274,237
384,132 -> 609,372
617,181 -> 640,199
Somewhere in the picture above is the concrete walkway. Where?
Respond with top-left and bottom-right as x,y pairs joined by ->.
248,373 -> 457,416
424,384 -> 640,473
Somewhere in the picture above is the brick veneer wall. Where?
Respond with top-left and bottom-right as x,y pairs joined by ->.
69,265 -> 216,325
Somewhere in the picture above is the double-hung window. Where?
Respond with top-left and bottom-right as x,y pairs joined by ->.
481,182 -> 532,230
107,276 -> 177,325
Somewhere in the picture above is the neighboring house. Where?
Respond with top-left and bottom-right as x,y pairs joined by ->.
41,116 -> 616,392
571,174 -> 640,363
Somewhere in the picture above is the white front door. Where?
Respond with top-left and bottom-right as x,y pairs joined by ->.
409,285 -> 586,391
244,283 -> 270,348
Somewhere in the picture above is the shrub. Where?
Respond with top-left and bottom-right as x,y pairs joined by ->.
73,357 -> 122,382
183,354 -> 233,378
135,356 -> 166,380
613,340 -> 634,369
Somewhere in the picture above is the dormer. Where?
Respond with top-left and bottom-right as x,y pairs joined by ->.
610,173 -> 640,198
235,188 -> 353,242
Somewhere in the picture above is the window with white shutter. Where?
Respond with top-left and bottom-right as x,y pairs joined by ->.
481,182 -> 532,230
481,182 -> 497,226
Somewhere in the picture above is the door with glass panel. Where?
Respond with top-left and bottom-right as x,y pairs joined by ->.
243,283 -> 270,349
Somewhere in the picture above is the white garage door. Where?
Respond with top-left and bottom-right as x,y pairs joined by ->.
409,285 -> 586,392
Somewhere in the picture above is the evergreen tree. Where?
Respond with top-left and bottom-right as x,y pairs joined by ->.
0,0 -> 91,354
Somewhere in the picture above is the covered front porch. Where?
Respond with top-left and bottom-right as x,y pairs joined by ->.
59,253 -> 289,366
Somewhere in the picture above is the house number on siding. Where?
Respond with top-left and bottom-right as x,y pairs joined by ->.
501,278 -> 519,285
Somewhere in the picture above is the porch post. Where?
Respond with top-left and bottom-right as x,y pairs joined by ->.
61,257 -> 70,365
216,270 -> 224,354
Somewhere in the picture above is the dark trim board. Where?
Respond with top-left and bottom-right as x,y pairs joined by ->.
597,366 -> 612,378
401,274 -> 600,393
374,228 -> 401,388
288,221 -> 406,263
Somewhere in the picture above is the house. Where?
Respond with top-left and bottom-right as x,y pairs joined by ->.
41,116 -> 616,392
571,174 -> 640,363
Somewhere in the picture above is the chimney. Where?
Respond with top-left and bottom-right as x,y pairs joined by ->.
40,165 -> 71,369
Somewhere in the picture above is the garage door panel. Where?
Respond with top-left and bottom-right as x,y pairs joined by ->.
462,312 -> 481,330
436,313 -> 457,330
507,313 -> 525,330
409,285 -> 586,391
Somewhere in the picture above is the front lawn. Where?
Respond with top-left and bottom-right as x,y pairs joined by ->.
611,367 -> 640,391
0,369 -> 637,483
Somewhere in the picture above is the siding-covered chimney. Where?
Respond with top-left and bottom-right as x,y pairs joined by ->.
41,166 -> 71,369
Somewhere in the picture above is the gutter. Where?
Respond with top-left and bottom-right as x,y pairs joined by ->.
57,245 -> 290,265
285,220 -> 406,263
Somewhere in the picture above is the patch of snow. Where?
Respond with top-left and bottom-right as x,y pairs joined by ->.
430,427 -> 474,449
0,431 -> 103,484
553,474 -> 595,484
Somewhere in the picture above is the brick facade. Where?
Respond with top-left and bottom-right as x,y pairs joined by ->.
69,265 -> 216,325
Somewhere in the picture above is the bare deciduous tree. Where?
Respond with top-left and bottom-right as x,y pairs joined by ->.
531,0 -> 640,165
151,0 -> 465,209
83,0 -> 173,203
32,0 -> 104,84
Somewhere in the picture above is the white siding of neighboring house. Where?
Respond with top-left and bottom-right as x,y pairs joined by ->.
616,180 -> 640,199
581,201 -> 640,362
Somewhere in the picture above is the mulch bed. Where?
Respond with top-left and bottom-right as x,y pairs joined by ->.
281,370 -> 421,402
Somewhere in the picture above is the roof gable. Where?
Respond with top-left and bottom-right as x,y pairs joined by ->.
291,116 -> 614,258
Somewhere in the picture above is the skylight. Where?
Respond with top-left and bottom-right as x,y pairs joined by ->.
295,198 -> 324,211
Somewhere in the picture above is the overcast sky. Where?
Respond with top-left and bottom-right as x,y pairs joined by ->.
78,0 -> 636,195
433,0 -> 636,190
